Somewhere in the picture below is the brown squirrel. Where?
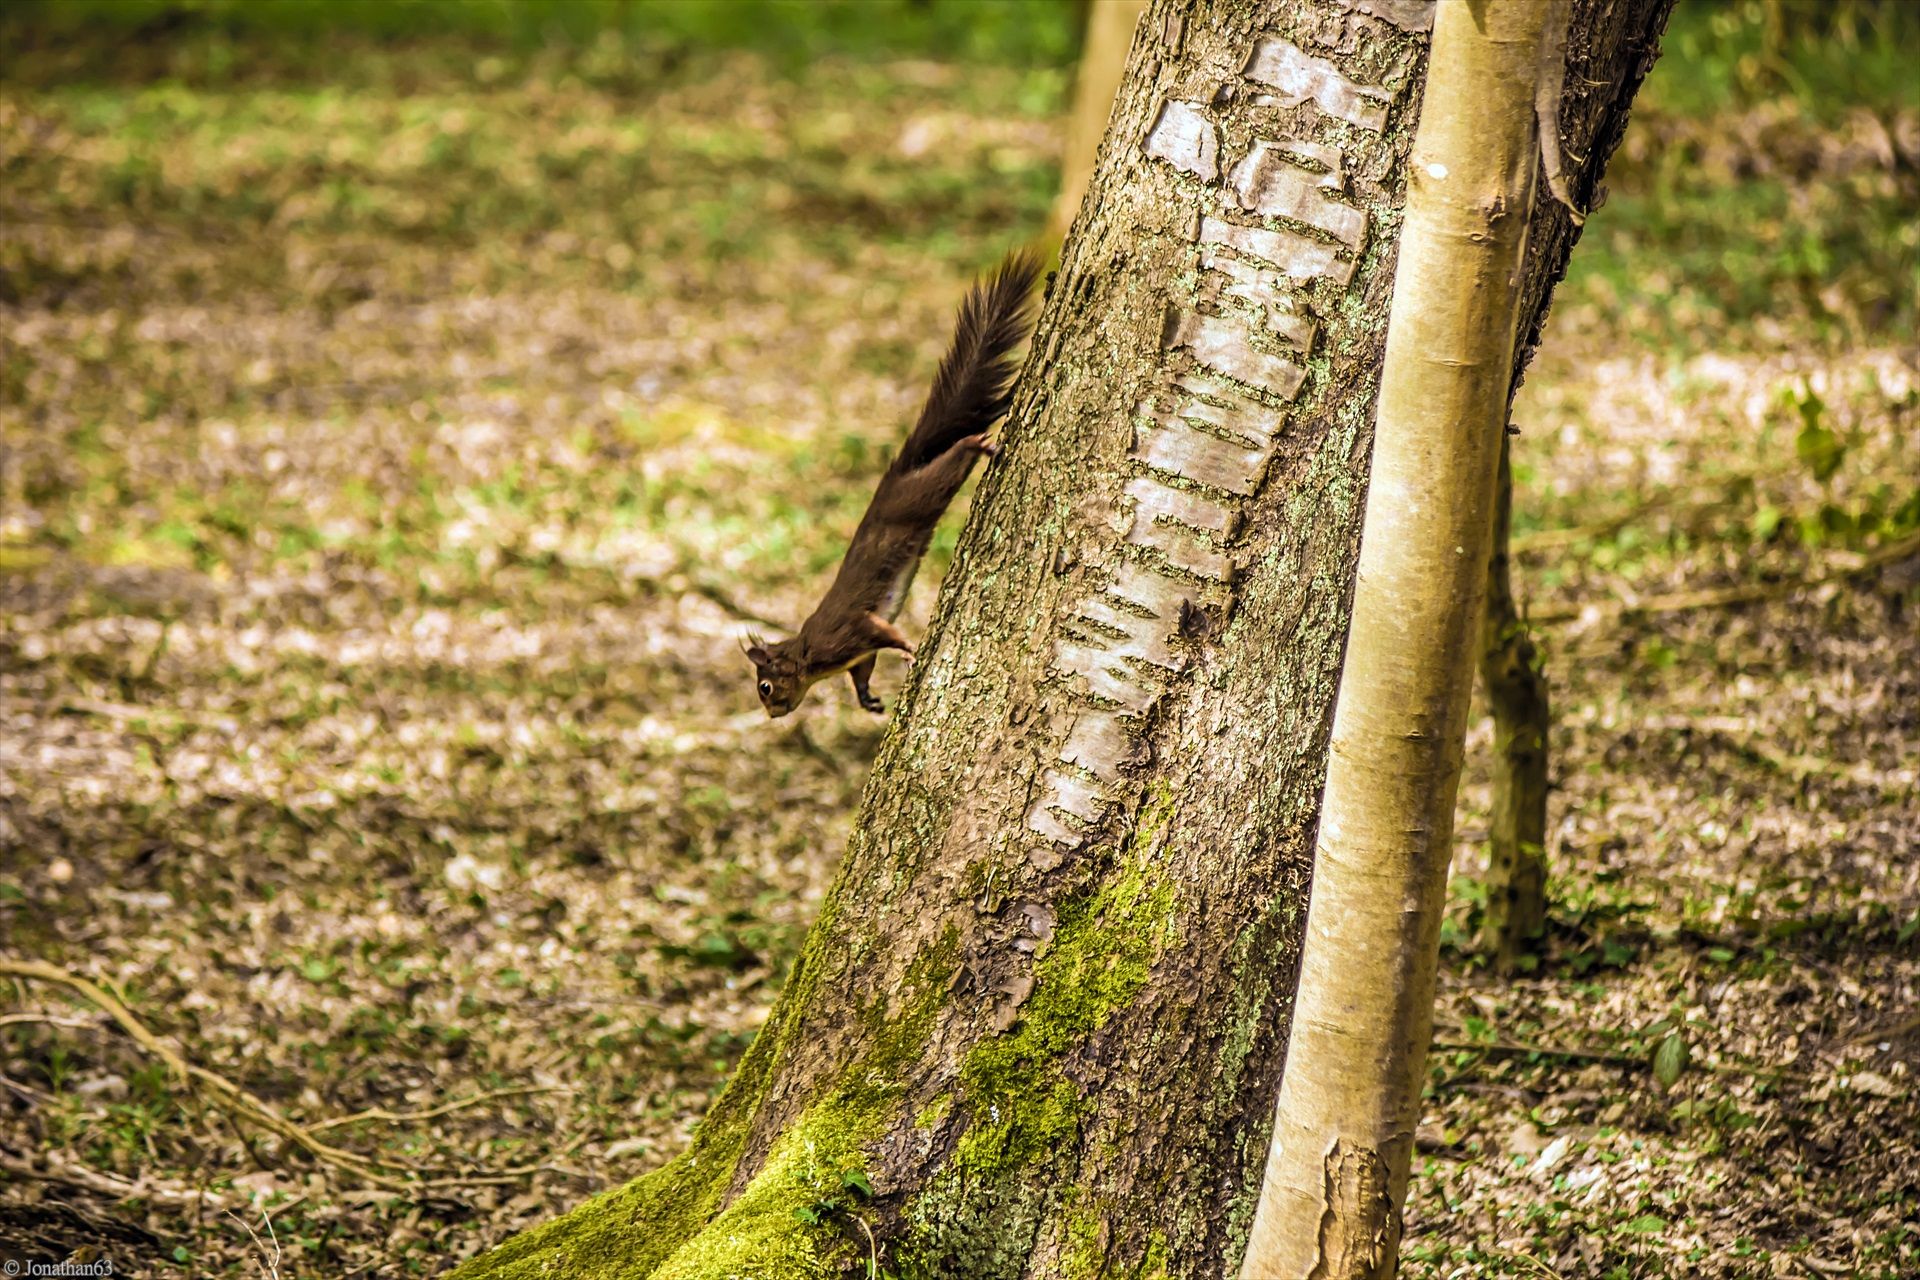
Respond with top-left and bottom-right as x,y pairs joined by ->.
747,251 -> 1041,718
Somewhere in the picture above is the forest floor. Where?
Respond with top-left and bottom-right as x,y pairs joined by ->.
2,9 -> 1917,1279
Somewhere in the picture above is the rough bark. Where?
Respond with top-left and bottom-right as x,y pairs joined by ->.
1477,437 -> 1550,973
450,1 -> 1669,1277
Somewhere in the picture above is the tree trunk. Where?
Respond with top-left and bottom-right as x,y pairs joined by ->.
1239,1 -> 1562,1272
1048,0 -> 1151,245
451,2 -> 1669,1277
1477,436 -> 1550,972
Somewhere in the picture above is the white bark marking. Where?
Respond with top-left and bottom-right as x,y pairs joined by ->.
1197,215 -> 1357,287
1173,394 -> 1279,450
1241,37 -> 1393,132
1059,708 -> 1136,782
1230,141 -> 1368,248
1125,473 -> 1237,536
1127,510 -> 1233,583
1029,37 -> 1384,852
1135,408 -> 1272,495
1200,251 -> 1321,353
1143,99 -> 1221,181
1077,575 -> 1183,671
1042,769 -> 1106,819
1026,802 -> 1082,846
1163,309 -> 1308,403
1271,137 -> 1346,179
1025,768 -> 1115,848
1146,378 -> 1276,442
1052,642 -> 1159,712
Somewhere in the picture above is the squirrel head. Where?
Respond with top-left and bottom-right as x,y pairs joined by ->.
745,635 -> 808,718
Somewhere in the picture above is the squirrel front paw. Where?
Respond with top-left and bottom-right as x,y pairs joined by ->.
859,694 -> 885,714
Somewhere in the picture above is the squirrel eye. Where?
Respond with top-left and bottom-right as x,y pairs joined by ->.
758,681 -> 772,697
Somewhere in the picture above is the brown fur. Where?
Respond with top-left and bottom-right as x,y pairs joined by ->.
749,252 -> 1041,717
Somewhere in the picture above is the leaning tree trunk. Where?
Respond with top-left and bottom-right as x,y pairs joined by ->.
1048,0 -> 1151,244
452,2 -> 1668,1277
1241,2 -> 1572,1271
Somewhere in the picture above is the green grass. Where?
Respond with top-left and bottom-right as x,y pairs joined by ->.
1557,1 -> 1920,350
1652,0 -> 1920,122
0,0 -> 1082,84
1569,169 -> 1919,349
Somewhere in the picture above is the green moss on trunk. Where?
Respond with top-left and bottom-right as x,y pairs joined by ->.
451,928 -> 958,1279
896,792 -> 1181,1275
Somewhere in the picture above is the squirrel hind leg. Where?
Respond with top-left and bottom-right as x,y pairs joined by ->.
874,436 -> 993,525
848,656 -> 884,714
863,614 -> 915,656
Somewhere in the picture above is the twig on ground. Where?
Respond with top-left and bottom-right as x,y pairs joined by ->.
1432,1038 -> 1644,1068
1,959 -> 568,1191
1511,486 -> 1736,553
228,1205 -> 284,1280
0,696 -> 209,728
1431,1033 -> 1809,1082
683,576 -> 787,632
1515,519 -> 1634,553
788,722 -> 845,776
307,1085 -> 564,1134
0,1011 -> 103,1032
1641,715 -> 1914,793
856,1211 -> 880,1280
0,958 -> 410,1187
0,1072 -> 57,1105
1489,1246 -> 1569,1279
1847,1009 -> 1920,1045
0,1146 -> 233,1207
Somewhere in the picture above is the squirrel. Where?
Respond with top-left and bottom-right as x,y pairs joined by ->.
746,250 -> 1042,718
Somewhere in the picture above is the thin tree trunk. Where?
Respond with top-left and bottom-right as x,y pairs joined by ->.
1048,0 -> 1151,244
1239,1 -> 1624,1274
452,2 -> 1668,1277
1477,435 -> 1550,972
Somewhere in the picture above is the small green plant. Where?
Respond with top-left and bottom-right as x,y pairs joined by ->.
793,1160 -> 885,1278
1774,379 -> 1920,550
41,1044 -> 75,1092
1789,384 -> 1846,483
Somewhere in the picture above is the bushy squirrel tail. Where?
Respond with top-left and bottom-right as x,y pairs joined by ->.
895,250 -> 1042,473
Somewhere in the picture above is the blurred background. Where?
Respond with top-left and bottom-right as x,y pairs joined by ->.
1,1 -> 1917,1276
